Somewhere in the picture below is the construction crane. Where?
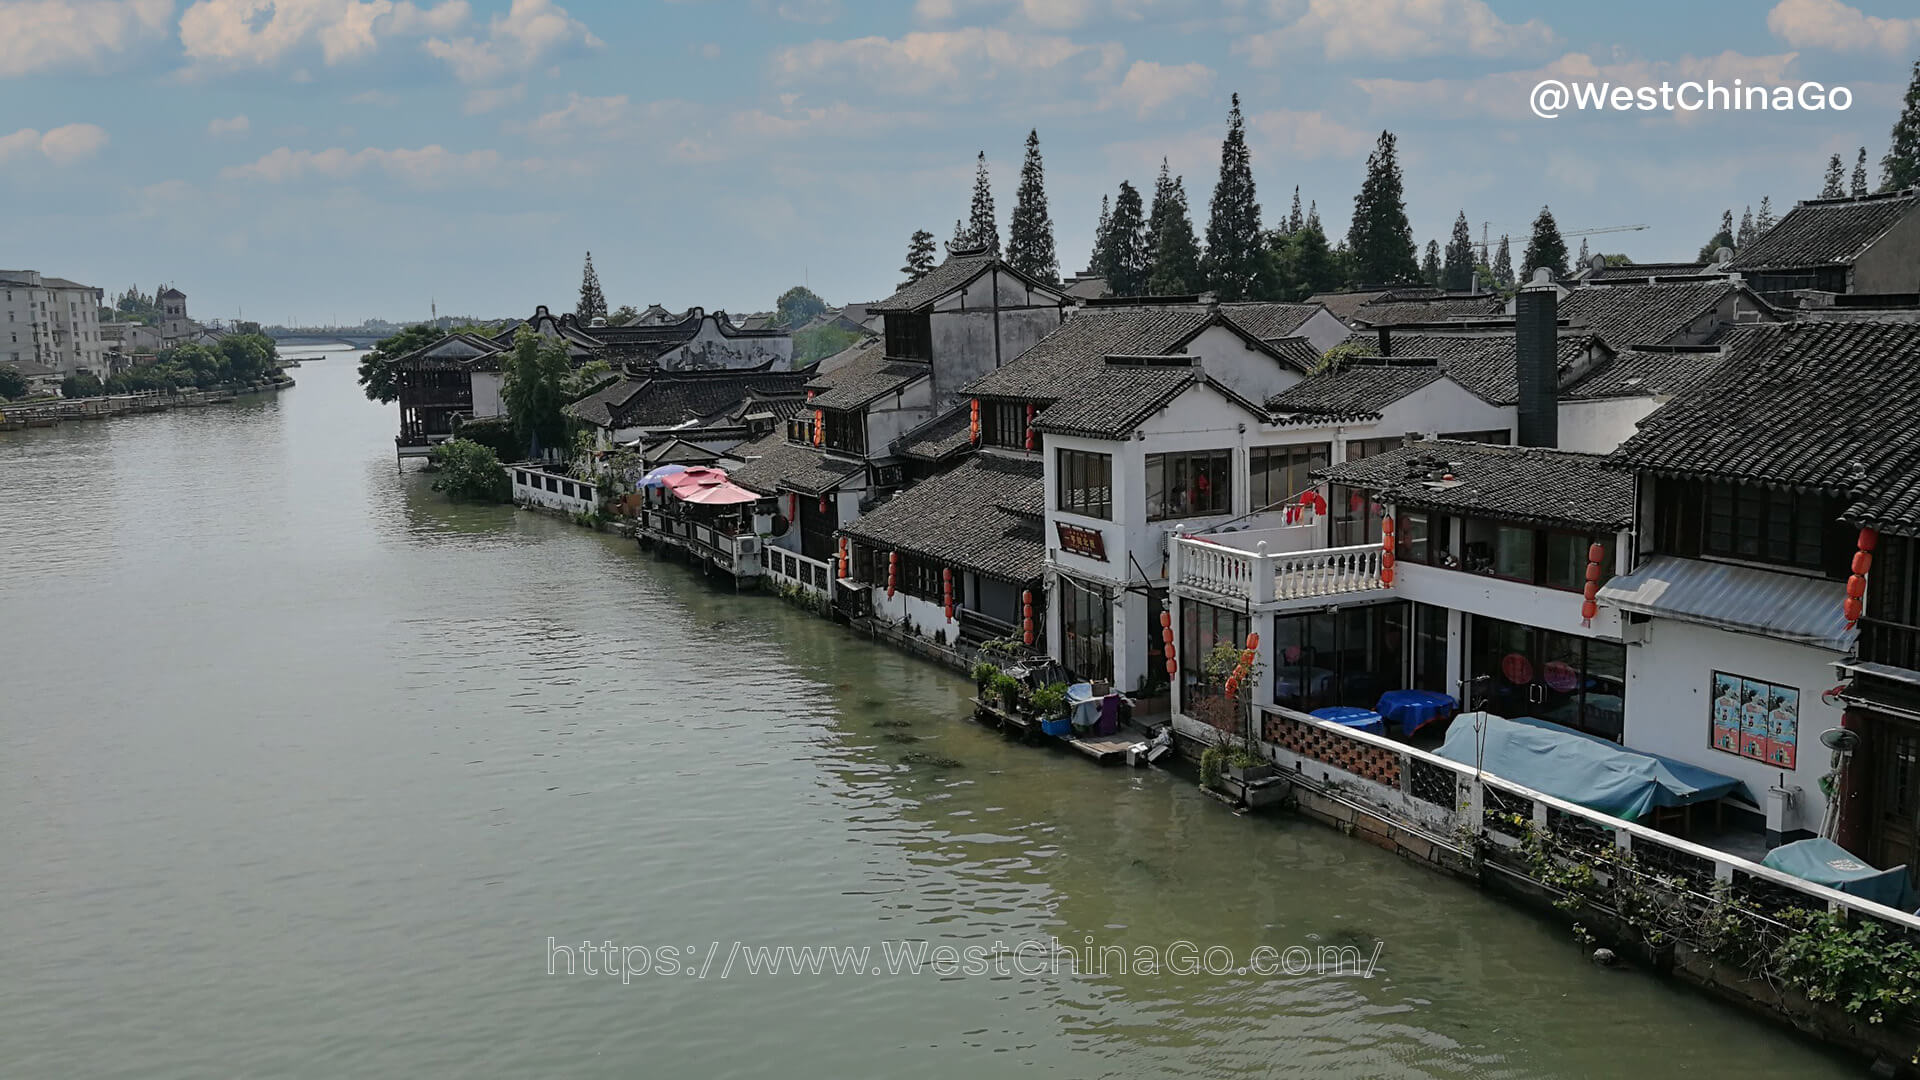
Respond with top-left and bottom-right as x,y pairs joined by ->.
1477,222 -> 1646,261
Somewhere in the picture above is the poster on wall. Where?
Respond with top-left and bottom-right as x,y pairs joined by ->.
1710,670 -> 1798,769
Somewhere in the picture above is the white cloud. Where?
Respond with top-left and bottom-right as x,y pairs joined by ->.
1246,108 -> 1373,159
207,113 -> 249,136
1106,59 -> 1212,117
914,0 -> 1168,31
220,143 -> 506,185
526,91 -> 632,135
1767,0 -> 1920,55
1238,0 -> 1556,64
424,0 -> 600,84
463,82 -> 524,113
178,0 -> 470,70
0,122 -> 109,164
771,27 -> 1124,98
770,0 -> 840,23
0,0 -> 172,78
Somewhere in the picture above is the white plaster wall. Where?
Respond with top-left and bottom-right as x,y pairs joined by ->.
656,317 -> 793,371
1294,308 -> 1350,353
1181,324 -> 1303,404
1373,378 -> 1514,441
870,585 -> 958,641
1397,561 -> 1626,642
511,468 -> 599,515
865,377 -> 934,451
1620,618 -> 1840,838
1557,396 -> 1660,454
470,371 -> 505,418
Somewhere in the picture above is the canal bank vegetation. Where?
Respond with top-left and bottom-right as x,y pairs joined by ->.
428,439 -> 510,502
57,332 -> 284,397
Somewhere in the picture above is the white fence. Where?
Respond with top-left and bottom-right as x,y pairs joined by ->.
512,466 -> 599,515
1170,534 -> 1387,606
762,546 -> 833,600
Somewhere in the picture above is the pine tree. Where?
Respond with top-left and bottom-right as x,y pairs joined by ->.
1420,240 -> 1441,287
576,251 -> 607,321
1491,234 -> 1514,288
1441,211 -> 1475,292
1287,186 -> 1304,234
1346,130 -> 1420,285
1520,206 -> 1569,281
900,229 -> 937,286
1756,195 -> 1775,234
1203,93 -> 1265,301
1280,219 -> 1338,299
1098,181 -> 1150,297
1853,147 -> 1870,197
1005,130 -> 1057,282
966,151 -> 999,253
1884,59 -> 1920,191
1821,153 -> 1846,198
1697,210 -> 1736,262
1148,177 -> 1202,295
1306,200 -> 1320,232
1090,195 -> 1111,276
1145,159 -> 1178,280
1577,236 -> 1590,268
951,218 -> 969,249
1736,206 -> 1754,249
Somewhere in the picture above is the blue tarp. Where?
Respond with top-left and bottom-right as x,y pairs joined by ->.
1310,706 -> 1386,736
1436,712 -> 1754,820
1763,838 -> 1918,912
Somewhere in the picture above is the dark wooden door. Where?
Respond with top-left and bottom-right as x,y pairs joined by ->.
1871,719 -> 1920,885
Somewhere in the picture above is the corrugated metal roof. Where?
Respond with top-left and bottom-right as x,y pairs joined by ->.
1597,555 -> 1855,651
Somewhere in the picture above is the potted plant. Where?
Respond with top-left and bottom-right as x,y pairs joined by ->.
988,671 -> 1023,713
1198,641 -> 1275,787
1029,681 -> 1068,719
971,660 -> 1002,695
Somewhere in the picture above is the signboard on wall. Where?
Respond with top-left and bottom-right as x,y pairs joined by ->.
1056,522 -> 1108,561
1710,670 -> 1798,769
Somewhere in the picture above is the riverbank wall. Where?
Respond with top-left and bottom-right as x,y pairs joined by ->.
0,376 -> 296,433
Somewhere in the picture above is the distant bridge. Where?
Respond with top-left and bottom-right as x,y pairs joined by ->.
268,332 -> 387,348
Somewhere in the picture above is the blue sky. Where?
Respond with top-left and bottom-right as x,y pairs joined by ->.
6,0 -> 1919,323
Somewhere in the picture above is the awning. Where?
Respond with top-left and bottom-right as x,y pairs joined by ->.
1598,554 -> 1855,651
663,467 -> 761,506
1437,712 -> 1753,820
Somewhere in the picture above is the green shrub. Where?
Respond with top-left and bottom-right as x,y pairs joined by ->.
971,661 -> 1001,687
429,438 -> 510,502
1029,682 -> 1069,717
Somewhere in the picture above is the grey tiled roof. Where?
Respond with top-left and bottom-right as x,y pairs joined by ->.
567,369 -> 812,430
964,306 -> 1212,400
868,249 -> 997,313
1338,329 -> 1599,405
1347,296 -> 1505,326
896,406 -> 975,462
803,341 -> 929,410
1317,439 -> 1634,529
1264,335 -> 1321,372
1558,280 -> 1757,348
1584,261 -> 1715,281
566,377 -> 649,428
1613,322 -> 1920,528
1561,346 -> 1729,400
1217,302 -> 1327,339
1305,289 -> 1393,320
724,431 -> 863,497
1727,190 -> 1920,271
1266,360 -> 1445,418
1030,365 -> 1198,438
840,454 -> 1044,582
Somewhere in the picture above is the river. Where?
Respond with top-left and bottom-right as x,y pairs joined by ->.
0,349 -> 1856,1078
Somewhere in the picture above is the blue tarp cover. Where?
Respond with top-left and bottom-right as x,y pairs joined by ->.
1763,838 -> 1917,912
1436,712 -> 1753,820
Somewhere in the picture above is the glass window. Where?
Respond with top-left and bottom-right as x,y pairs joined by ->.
1146,450 -> 1232,521
1249,443 -> 1329,512
1057,449 -> 1112,520
1272,603 -> 1406,712
1396,511 -> 1453,566
1702,480 -> 1837,573
1468,614 -> 1624,741
1061,576 -> 1114,682
1543,533 -> 1614,592
1494,525 -> 1535,580
1412,603 -> 1450,693
1180,600 -> 1249,701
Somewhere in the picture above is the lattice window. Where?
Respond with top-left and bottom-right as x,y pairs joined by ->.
1408,758 -> 1457,809
1484,785 -> 1532,838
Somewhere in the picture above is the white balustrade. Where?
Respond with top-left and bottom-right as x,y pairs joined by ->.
1172,536 -> 1385,606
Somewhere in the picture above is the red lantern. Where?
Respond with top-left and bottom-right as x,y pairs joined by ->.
1581,599 -> 1599,620
1382,550 -> 1396,570
942,567 -> 954,621
1847,575 -> 1867,599
1165,658 -> 1178,677
819,496 -> 828,514
1859,527 -> 1879,553
1583,581 -> 1599,602
1381,515 -> 1396,536
1381,566 -> 1396,586
1164,643 -> 1177,659
1587,542 -> 1605,563
1585,562 -> 1602,583
969,398 -> 981,444
887,551 -> 898,598
1844,596 -> 1865,623
1159,610 -> 1172,629
1853,551 -> 1873,575
1246,631 -> 1260,651
813,408 -> 824,447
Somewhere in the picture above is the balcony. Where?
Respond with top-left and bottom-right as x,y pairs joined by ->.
1170,532 -> 1387,609
1859,618 -> 1920,676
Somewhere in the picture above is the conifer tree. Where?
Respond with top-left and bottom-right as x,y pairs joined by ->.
1736,206 -> 1754,249
1006,130 -> 1057,282
1577,236 -> 1590,268
1098,181 -> 1150,297
1287,186 -> 1304,234
1491,234 -> 1514,288
900,230 -> 937,286
1521,206 -> 1569,281
1346,130 -> 1420,285
1443,211 -> 1475,292
1306,200 -> 1320,231
1421,240 -> 1441,286
1203,93 -> 1265,301
1090,195 -> 1111,276
1756,195 -> 1775,234
1821,153 -> 1846,198
1145,159 -> 1178,279
1147,176 -> 1202,295
1280,219 -> 1338,299
950,218 -> 969,249
1853,147 -> 1870,197
1697,210 -> 1735,262
967,151 -> 999,254
576,251 -> 607,321
1884,59 -> 1920,191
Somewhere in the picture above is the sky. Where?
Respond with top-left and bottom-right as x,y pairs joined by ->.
6,0 -> 1920,325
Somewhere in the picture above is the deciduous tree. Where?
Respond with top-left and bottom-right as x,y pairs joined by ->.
502,327 -> 573,459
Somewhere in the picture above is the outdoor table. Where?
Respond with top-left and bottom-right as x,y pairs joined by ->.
1310,706 -> 1386,736
1375,690 -> 1457,736
1065,683 -> 1103,731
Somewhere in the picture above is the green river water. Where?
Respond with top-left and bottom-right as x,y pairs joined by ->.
0,350 -> 1858,1078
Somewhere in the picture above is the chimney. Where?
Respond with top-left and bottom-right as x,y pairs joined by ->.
1377,326 -> 1391,356
1515,268 -> 1559,448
